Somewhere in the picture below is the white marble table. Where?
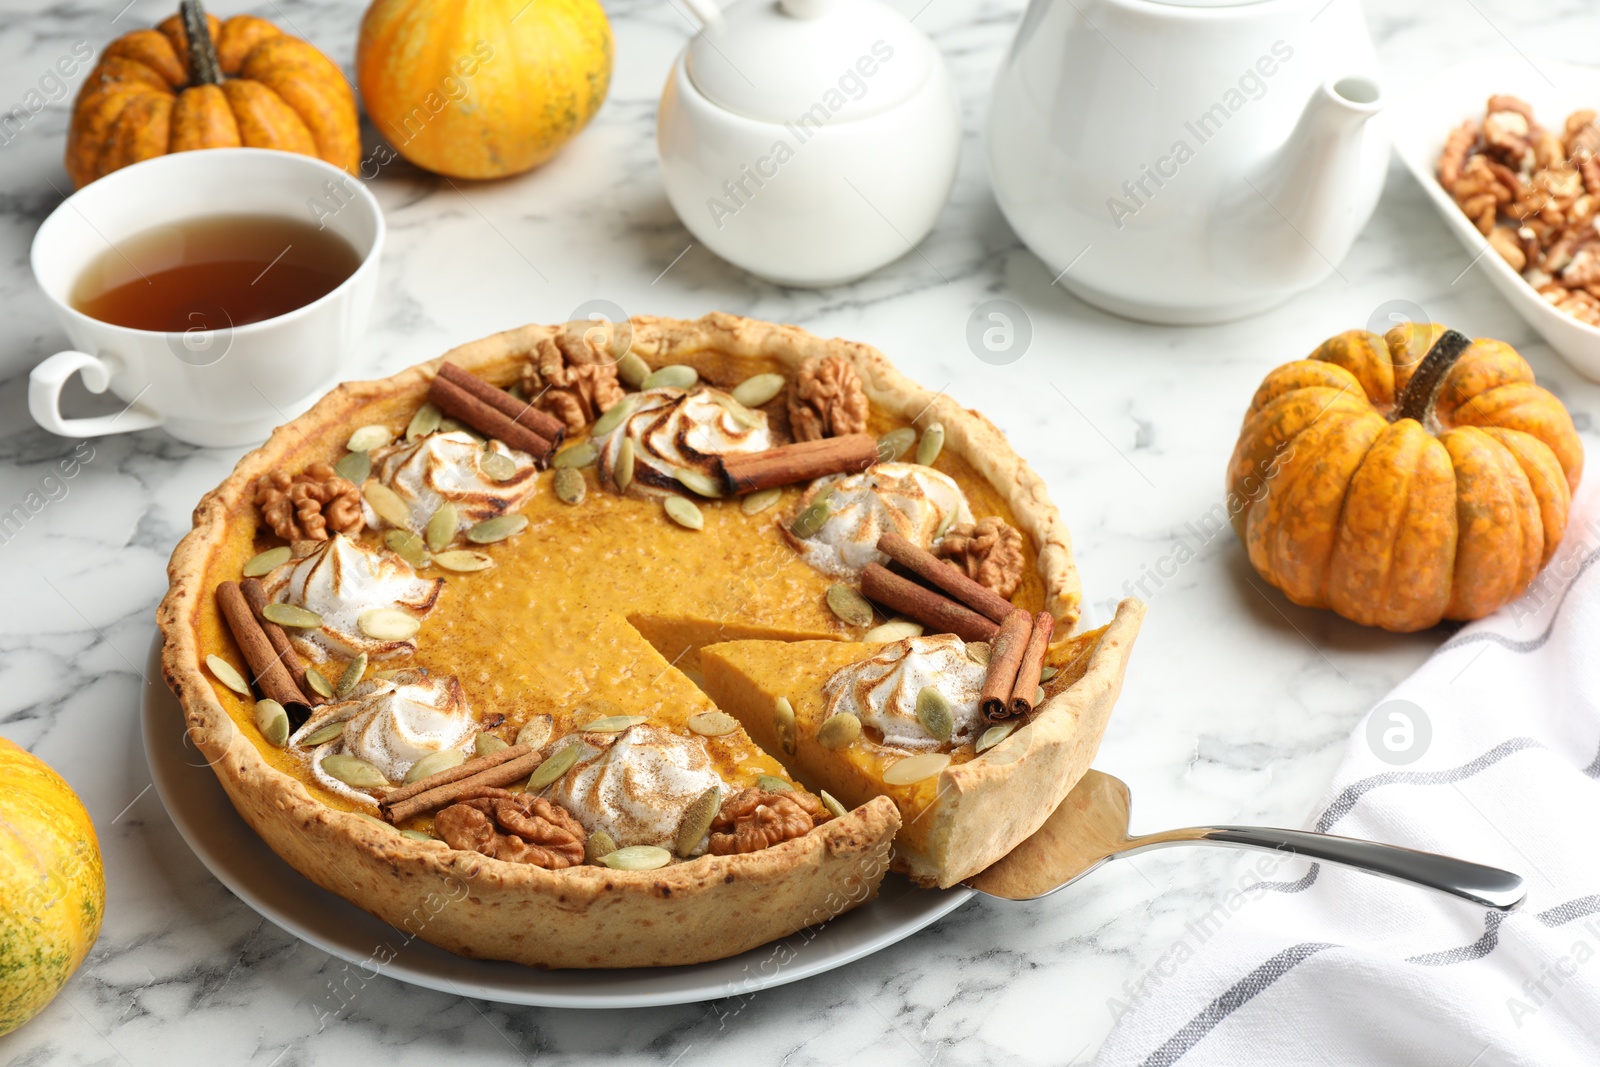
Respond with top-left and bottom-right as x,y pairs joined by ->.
2,0 -> 1598,1063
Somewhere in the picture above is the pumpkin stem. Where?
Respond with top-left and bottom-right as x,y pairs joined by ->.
1393,328 -> 1471,427
180,0 -> 223,87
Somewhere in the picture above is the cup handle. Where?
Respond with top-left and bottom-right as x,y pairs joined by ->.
29,350 -> 166,437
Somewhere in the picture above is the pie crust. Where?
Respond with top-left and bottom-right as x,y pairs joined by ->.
158,313 -> 1104,968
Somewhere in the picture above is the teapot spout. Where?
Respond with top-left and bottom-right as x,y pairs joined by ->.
1211,75 -> 1385,292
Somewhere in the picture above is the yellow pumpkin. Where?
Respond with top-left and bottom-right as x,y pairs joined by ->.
0,738 -> 105,1036
356,0 -> 613,180
1228,324 -> 1583,632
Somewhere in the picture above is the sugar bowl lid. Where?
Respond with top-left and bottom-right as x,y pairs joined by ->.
683,0 -> 935,124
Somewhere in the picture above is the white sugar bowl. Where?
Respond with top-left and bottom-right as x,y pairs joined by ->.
656,0 -> 961,288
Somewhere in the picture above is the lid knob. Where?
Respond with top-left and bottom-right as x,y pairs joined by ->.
779,0 -> 836,18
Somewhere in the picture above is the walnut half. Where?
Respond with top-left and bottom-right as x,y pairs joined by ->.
521,328 -> 626,433
936,516 -> 1025,600
253,462 -> 363,542
433,789 -> 587,869
707,788 -> 825,855
787,355 -> 868,441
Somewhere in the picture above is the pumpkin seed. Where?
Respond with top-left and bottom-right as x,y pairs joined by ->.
572,698 -> 621,719
1036,685 -> 1046,705
263,603 -> 322,628
976,721 -> 1016,755
385,529 -> 429,569
756,775 -> 793,792
586,829 -> 619,864
401,829 -> 437,843
437,417 -> 467,434
641,364 -> 697,390
370,669 -> 401,681
882,752 -> 951,786
475,733 -> 509,757
515,715 -> 553,749
877,427 -> 916,462
617,352 -> 651,389
599,845 -> 673,871
718,396 -> 764,430
205,654 -> 251,695
614,438 -> 636,492
406,402 -> 442,441
965,641 -> 991,666
553,442 -> 598,469
687,711 -> 739,737
334,449 -> 371,486
934,507 -> 959,540
554,467 -> 587,505
302,719 -> 345,746
731,372 -> 785,408
675,466 -> 725,498
664,496 -> 704,530
820,790 -> 848,818
591,395 -> 637,438
363,481 -> 412,529
431,549 -> 494,572
826,584 -> 874,627
425,503 -> 459,551
481,451 -> 518,482
916,421 -> 945,466
403,748 -> 465,785
583,714 -> 648,733
789,489 -> 835,539
336,653 -> 368,698
466,514 -> 528,544
817,712 -> 862,750
527,742 -> 583,791
863,619 -> 923,642
243,545 -> 292,578
740,487 -> 782,515
774,696 -> 797,755
304,667 -> 335,701
347,424 -> 391,452
358,608 -> 421,641
254,699 -> 289,746
915,687 -> 954,742
322,754 -> 388,789
1040,665 -> 1059,682
676,785 -> 721,857
354,812 -> 396,832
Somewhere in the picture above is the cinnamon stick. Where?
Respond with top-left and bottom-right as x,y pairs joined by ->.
381,742 -> 533,808
980,609 -> 1033,722
215,581 -> 313,714
1008,611 -> 1055,718
428,372 -> 557,462
437,361 -> 566,442
859,563 -> 999,643
719,434 -> 877,494
240,577 -> 323,707
382,747 -> 545,824
877,532 -> 1017,624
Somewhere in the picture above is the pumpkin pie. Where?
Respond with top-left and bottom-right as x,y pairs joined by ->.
158,313 -> 1139,969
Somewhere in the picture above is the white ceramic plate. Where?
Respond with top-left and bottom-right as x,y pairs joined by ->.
140,636 -> 971,1008
1390,56 -> 1600,382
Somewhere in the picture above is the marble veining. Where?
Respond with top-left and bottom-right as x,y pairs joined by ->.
2,0 -> 1599,1063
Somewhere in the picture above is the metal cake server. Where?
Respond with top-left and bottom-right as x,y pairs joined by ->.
966,770 -> 1526,911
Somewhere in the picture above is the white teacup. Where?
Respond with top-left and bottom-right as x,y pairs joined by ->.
29,148 -> 384,447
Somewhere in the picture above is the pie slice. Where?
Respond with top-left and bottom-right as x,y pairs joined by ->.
157,312 -> 1124,969
701,599 -> 1143,889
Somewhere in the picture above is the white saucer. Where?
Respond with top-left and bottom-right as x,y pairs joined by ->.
140,636 -> 972,1008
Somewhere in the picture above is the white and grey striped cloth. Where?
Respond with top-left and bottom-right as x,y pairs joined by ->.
1096,484 -> 1600,1067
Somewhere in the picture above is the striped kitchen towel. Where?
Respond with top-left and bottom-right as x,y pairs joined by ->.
1095,482 -> 1600,1067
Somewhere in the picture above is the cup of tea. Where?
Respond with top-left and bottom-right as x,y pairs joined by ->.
28,147 -> 384,446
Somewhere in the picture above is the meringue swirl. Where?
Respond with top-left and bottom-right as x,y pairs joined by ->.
595,387 -> 772,497
363,430 -> 539,540
260,533 -> 442,661
785,462 -> 973,579
823,634 -> 987,751
291,670 -> 475,806
552,725 -> 725,850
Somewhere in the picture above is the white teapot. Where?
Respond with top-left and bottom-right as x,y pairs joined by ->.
986,0 -> 1388,324
657,0 -> 961,288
